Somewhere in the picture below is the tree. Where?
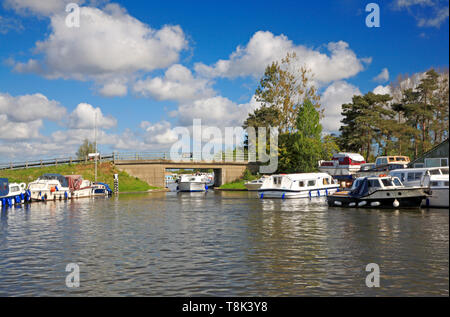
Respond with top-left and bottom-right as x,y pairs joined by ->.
254,52 -> 321,134
76,139 -> 96,159
278,100 -> 324,172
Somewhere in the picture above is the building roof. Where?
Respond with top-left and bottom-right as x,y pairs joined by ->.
409,138 -> 449,166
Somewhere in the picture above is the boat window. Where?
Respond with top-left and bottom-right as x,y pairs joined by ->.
445,181 -> 449,187
307,180 -> 315,187
274,177 -> 282,185
441,168 -> 449,175
368,179 -> 381,188
299,181 -> 305,187
323,178 -> 330,185
430,181 -> 439,187
11,186 -> 19,192
393,178 -> 402,186
388,157 -> 395,162
429,169 -> 441,175
381,178 -> 394,187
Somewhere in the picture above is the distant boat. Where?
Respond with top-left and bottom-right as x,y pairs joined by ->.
65,175 -> 93,198
327,175 -> 428,208
27,174 -> 71,201
244,176 -> 269,191
176,174 -> 208,192
389,167 -> 449,208
0,178 -> 29,207
258,173 -> 339,199
318,153 -> 366,179
91,182 -> 113,196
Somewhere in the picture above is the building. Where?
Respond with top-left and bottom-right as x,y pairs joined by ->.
409,139 -> 449,168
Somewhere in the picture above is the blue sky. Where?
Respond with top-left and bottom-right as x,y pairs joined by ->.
0,0 -> 448,162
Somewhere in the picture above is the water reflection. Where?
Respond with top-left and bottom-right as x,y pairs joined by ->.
0,193 -> 448,296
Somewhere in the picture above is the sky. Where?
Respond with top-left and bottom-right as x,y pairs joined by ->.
0,0 -> 448,162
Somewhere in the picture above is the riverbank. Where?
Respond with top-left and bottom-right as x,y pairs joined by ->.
0,162 -> 162,192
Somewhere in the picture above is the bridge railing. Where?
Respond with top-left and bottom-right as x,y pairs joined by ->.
0,154 -> 114,171
113,152 -> 252,162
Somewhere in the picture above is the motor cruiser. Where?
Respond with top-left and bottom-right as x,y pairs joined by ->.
27,174 -> 71,201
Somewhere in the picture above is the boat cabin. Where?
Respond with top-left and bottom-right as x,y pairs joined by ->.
389,167 -> 449,187
375,156 -> 410,167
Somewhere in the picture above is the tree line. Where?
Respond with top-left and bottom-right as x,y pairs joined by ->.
243,52 -> 449,173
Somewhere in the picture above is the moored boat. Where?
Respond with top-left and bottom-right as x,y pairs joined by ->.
91,182 -> 113,196
27,174 -> 71,201
244,176 -> 269,191
65,175 -> 93,198
318,153 -> 366,181
327,175 -> 428,209
0,178 -> 30,207
258,173 -> 339,199
176,174 -> 208,192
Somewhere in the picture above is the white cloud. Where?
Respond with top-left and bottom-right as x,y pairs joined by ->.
133,64 -> 215,102
194,31 -> 368,85
0,92 -> 66,123
174,95 -> 261,128
98,80 -> 128,97
373,85 -> 392,95
321,81 -> 361,133
0,115 -> 42,140
392,0 -> 449,28
12,4 -> 188,95
373,68 -> 390,83
68,103 -> 117,129
140,120 -> 179,144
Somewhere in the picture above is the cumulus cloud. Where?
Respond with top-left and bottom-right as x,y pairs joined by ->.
321,81 -> 361,133
140,120 -> 179,144
194,31 -> 368,85
0,115 -> 43,140
133,64 -> 215,102
174,95 -> 261,128
11,4 -> 188,95
373,85 -> 392,95
0,92 -> 66,122
68,103 -> 117,129
373,68 -> 390,83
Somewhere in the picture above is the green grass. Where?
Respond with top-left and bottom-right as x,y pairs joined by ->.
0,162 -> 160,192
219,180 -> 247,190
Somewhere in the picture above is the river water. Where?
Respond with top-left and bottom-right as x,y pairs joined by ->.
0,190 -> 448,296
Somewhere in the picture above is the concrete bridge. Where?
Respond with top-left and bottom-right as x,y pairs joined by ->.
113,152 -> 259,188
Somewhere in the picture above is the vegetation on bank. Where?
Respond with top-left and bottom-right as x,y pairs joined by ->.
219,168 -> 259,190
0,162 -> 160,192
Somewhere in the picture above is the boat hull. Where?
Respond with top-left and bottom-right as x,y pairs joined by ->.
178,182 -> 206,192
245,183 -> 263,191
327,188 -> 428,209
258,186 -> 339,199
423,188 -> 449,208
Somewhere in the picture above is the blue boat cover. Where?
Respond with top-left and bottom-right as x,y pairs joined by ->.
0,178 -> 9,197
40,174 -> 69,188
350,177 -> 369,198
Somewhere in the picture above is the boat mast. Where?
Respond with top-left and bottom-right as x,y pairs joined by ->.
94,111 -> 97,183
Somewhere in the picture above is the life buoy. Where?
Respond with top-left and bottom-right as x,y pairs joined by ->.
379,174 -> 387,177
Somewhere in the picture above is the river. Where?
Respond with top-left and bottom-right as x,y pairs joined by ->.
0,190 -> 448,296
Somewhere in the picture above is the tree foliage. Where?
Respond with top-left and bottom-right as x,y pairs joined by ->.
76,139 -> 97,159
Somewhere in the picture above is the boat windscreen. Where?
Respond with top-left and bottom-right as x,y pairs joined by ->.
350,178 -> 369,197
40,174 -> 69,188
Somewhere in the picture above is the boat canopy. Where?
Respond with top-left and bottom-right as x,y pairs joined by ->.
332,152 -> 365,162
65,175 -> 83,190
39,174 -> 69,188
350,178 -> 369,197
0,178 -> 9,197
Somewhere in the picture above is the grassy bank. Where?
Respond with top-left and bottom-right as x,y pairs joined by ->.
218,170 -> 260,190
0,162 -> 160,192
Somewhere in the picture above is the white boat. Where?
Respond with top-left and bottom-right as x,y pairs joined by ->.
258,173 -> 340,199
27,174 -> 71,201
91,182 -> 112,196
65,175 -> 93,198
176,174 -> 208,192
318,153 -> 366,177
0,178 -> 29,207
390,167 -> 449,208
244,176 -> 269,191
